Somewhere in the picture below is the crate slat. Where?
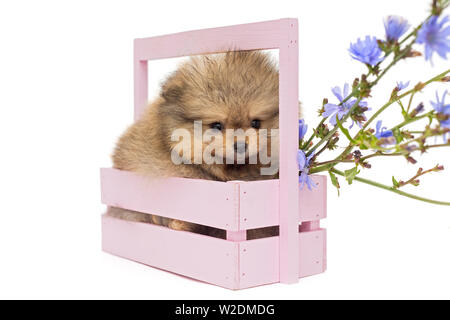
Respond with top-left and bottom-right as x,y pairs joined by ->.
101,168 -> 239,230
238,175 -> 327,230
134,19 -> 287,61
238,229 -> 326,289
102,215 -> 240,289
102,215 -> 326,289
101,168 -> 326,231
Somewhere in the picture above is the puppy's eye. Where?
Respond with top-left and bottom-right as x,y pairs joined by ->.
251,119 -> 261,129
210,122 -> 223,131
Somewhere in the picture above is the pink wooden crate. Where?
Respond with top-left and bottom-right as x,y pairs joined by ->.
101,18 -> 328,289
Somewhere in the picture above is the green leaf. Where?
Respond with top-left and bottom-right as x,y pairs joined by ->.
329,171 -> 341,196
392,128 -> 404,143
336,115 -> 356,143
344,167 -> 360,185
392,176 -> 400,188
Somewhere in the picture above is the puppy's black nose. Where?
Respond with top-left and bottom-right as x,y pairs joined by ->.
234,141 -> 248,153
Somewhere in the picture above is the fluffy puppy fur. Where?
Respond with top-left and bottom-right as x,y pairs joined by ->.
108,51 -> 283,239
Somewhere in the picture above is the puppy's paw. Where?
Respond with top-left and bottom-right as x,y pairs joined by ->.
107,207 -> 152,223
168,219 -> 198,232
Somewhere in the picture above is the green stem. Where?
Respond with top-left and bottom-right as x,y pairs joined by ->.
330,168 -> 450,206
306,96 -> 363,157
311,140 -> 450,173
334,68 -> 450,163
307,41 -> 421,158
312,152 -> 404,171
364,68 -> 450,130
391,111 -> 434,131
302,118 -> 325,150
302,20 -> 425,155
406,90 -> 417,114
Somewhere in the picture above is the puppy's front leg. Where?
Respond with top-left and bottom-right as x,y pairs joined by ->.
106,206 -> 153,223
106,207 -> 203,234
166,219 -> 200,232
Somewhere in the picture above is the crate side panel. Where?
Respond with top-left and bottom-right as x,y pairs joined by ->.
238,229 -> 327,289
299,229 -> 326,278
102,215 -> 239,289
299,175 -> 327,222
238,180 -> 279,230
101,168 -> 238,230
239,237 -> 280,289
239,175 -> 327,230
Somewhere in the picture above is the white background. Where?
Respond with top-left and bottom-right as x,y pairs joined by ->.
0,0 -> 449,299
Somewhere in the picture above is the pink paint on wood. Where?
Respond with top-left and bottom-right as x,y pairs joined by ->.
299,220 -> 320,232
102,168 -> 327,231
103,214 -> 326,290
298,229 -> 327,278
226,230 -> 247,242
134,19 -> 288,61
238,179 -> 279,230
299,175 -> 327,222
100,168 -> 239,230
134,58 -> 148,121
239,237 -> 280,289
238,175 -> 326,230
277,18 -> 299,284
102,215 -> 240,289
238,229 -> 326,289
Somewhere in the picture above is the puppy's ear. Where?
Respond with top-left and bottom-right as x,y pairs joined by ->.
160,73 -> 185,104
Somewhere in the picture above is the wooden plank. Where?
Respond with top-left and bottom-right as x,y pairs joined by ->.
238,229 -> 326,289
226,231 -> 247,241
101,168 -> 326,231
239,236 -> 280,289
134,19 -> 288,61
100,168 -> 239,230
238,179 -> 279,229
239,175 -> 326,230
133,58 -> 148,121
298,229 -> 327,278
278,18 -> 299,284
102,215 -> 240,290
299,175 -> 327,222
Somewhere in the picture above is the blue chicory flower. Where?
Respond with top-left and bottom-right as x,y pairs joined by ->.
375,120 -> 394,139
322,83 -> 368,127
396,81 -> 410,91
299,119 -> 308,140
374,120 -> 396,148
297,150 -> 317,190
431,90 -> 450,141
349,36 -> 385,66
384,16 -> 410,42
299,170 -> 317,191
416,15 -> 450,64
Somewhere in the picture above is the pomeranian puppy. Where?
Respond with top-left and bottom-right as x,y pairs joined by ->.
107,51 -> 284,239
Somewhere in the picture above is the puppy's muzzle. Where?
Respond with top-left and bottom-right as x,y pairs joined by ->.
234,141 -> 248,154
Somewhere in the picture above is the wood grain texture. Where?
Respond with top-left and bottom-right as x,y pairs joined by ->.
101,168 -> 326,231
238,229 -> 326,289
102,215 -> 240,289
277,18 -> 299,284
102,215 -> 326,290
100,168 -> 239,230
